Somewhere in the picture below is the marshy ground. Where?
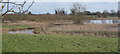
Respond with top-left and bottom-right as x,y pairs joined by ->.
1,14 -> 119,52
2,20 -> 118,37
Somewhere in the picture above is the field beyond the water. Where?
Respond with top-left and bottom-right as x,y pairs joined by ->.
2,33 -> 118,52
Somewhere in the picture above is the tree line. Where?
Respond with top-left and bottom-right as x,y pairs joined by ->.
54,3 -> 119,18
1,0 -> 120,18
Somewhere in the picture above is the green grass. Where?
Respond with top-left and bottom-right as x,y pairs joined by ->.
0,35 -> 2,52
2,25 -> 30,29
2,33 -> 118,52
0,26 -> 2,52
0,34 -> 2,53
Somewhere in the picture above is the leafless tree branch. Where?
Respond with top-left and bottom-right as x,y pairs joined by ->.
1,0 -> 34,16
23,0 -> 34,13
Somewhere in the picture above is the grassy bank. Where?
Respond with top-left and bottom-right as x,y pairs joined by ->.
3,33 -> 118,52
2,25 -> 32,33
2,25 -> 30,29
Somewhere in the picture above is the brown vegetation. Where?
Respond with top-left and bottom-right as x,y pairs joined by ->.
2,14 -> 118,37
2,14 -> 90,22
32,23 -> 118,37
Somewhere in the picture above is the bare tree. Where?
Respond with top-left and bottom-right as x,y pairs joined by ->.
70,2 -> 86,25
0,0 -> 34,16
70,2 -> 86,15
55,8 -> 66,15
96,11 -> 102,18
118,10 -> 120,17
110,10 -> 117,17
118,1 -> 120,18
102,10 -> 109,18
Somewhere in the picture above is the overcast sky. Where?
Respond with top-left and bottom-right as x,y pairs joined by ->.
1,0 -> 119,14
3,0 -> 120,2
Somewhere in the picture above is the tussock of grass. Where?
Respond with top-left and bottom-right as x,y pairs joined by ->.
2,33 -> 118,52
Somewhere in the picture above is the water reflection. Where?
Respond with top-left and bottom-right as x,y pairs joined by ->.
8,30 -> 34,34
83,19 -> 120,24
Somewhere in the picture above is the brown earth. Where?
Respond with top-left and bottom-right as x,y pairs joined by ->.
2,28 -> 9,33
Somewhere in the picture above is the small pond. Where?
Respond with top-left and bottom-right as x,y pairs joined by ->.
8,30 -> 34,34
83,19 -> 120,24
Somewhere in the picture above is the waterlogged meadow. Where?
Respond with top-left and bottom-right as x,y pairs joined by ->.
1,1 -> 119,53
2,33 -> 118,52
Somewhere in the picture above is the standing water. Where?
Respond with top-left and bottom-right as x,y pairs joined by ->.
83,19 -> 120,24
8,30 -> 34,34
